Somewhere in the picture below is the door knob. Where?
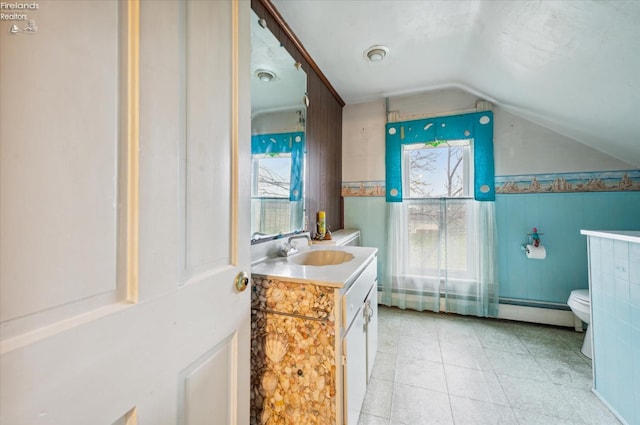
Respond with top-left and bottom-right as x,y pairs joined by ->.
235,271 -> 249,292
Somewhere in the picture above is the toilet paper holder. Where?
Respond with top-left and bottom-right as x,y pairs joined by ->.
520,228 -> 544,254
520,244 -> 533,254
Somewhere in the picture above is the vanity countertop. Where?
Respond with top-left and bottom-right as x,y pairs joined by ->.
251,245 -> 377,288
580,230 -> 640,243
311,228 -> 360,245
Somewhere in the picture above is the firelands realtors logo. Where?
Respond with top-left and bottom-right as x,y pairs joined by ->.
1,2 -> 39,34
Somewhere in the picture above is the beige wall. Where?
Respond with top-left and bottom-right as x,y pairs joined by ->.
342,88 -> 634,182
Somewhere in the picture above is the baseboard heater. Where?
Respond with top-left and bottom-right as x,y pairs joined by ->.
377,288 -> 576,328
498,297 -> 571,311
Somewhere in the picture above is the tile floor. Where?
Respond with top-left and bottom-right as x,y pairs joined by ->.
358,306 -> 622,425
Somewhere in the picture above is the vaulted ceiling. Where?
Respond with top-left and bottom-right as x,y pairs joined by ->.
271,0 -> 640,167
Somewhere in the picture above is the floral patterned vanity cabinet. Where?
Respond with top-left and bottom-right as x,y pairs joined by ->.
250,247 -> 377,425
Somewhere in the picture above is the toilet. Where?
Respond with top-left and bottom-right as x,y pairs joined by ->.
567,289 -> 592,359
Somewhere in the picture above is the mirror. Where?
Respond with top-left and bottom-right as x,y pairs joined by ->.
250,10 -> 307,243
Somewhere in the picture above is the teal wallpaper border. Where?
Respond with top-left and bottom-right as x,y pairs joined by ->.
343,170 -> 640,197
495,170 -> 640,194
342,181 -> 385,197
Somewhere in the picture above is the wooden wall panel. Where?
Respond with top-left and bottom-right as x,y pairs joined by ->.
251,0 -> 344,234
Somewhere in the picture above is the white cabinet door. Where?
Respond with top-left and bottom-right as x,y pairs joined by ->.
343,306 -> 368,425
0,1 -> 251,424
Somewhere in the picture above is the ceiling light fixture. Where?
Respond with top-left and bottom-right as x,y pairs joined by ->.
256,69 -> 276,82
364,45 -> 389,62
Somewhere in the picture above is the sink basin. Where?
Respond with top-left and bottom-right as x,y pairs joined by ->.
290,250 -> 355,266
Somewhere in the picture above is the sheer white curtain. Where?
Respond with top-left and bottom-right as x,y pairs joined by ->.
383,199 -> 498,317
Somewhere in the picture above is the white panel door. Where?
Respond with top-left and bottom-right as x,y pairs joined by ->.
0,1 -> 251,424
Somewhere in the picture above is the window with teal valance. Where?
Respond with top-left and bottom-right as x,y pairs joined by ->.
251,131 -> 305,201
385,111 -> 495,202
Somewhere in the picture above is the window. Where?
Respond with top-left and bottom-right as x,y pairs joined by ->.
384,113 -> 498,316
252,154 -> 291,197
402,140 -> 472,199
251,154 -> 295,235
401,140 -> 475,278
250,131 -> 305,236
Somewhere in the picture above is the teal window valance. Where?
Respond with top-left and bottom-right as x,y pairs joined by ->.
385,111 -> 495,202
251,131 -> 305,201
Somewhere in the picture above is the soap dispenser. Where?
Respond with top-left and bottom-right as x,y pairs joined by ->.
317,211 -> 326,238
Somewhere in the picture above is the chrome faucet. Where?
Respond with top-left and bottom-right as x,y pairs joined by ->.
288,234 -> 311,246
279,234 -> 311,257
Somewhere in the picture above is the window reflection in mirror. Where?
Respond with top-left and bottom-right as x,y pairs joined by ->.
250,10 -> 307,241
253,155 -> 292,198
250,130 -> 305,237
251,154 -> 303,235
